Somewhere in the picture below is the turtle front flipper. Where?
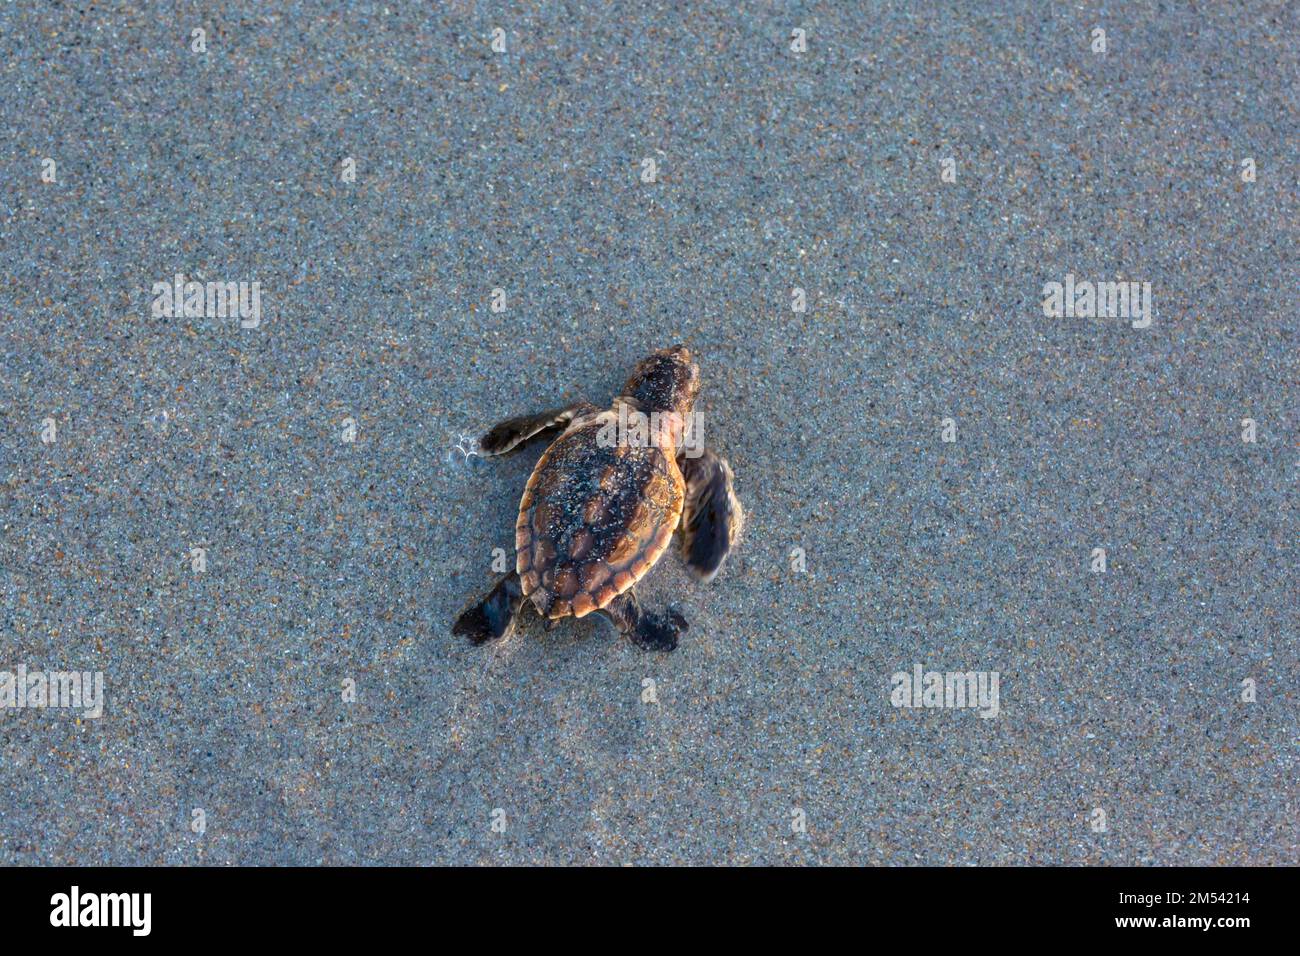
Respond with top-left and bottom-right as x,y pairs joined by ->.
452,571 -> 525,644
596,589 -> 687,652
478,403 -> 596,456
677,449 -> 744,582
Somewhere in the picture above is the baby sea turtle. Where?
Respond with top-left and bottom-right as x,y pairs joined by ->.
453,345 -> 743,652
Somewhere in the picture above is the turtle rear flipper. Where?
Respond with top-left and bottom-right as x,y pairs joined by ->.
478,403 -> 596,456
596,589 -> 687,652
678,449 -> 743,582
452,571 -> 525,644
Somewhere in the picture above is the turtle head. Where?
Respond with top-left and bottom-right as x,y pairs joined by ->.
623,344 -> 700,417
